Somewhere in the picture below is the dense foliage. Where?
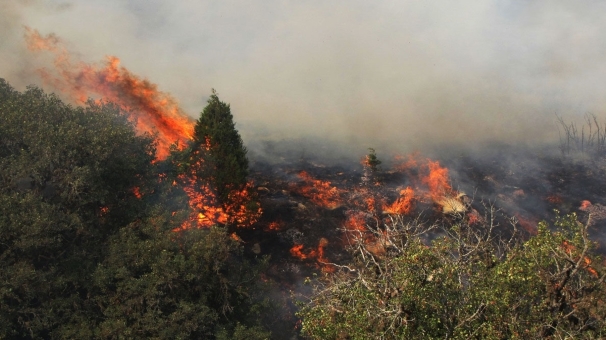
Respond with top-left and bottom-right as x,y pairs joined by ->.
0,79 -> 268,339
191,89 -> 249,203
297,209 -> 606,339
171,89 -> 260,228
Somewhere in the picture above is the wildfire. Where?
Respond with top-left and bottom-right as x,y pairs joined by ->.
99,206 -> 109,216
25,27 -> 194,160
393,152 -> 420,172
383,187 -> 415,215
176,172 -> 261,230
580,200 -> 592,211
393,154 -> 461,209
546,194 -> 563,205
514,213 -> 538,235
132,186 -> 142,199
290,238 -> 334,273
176,173 -> 227,230
422,160 -> 454,202
294,171 -> 344,209
344,211 -> 370,234
267,220 -> 284,231
24,28 -> 262,230
561,240 -> 599,278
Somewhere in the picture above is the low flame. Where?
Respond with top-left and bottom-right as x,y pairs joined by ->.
294,171 -> 344,209
514,213 -> 538,235
290,238 -> 334,272
393,152 -> 420,172
579,200 -> 592,211
176,173 -> 261,230
344,211 -> 369,234
99,206 -> 109,216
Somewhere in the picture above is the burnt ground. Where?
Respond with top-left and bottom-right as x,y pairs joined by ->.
236,146 -> 606,339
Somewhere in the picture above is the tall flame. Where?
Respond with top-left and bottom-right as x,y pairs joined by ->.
422,160 -> 453,202
25,27 -> 194,160
24,28 -> 261,229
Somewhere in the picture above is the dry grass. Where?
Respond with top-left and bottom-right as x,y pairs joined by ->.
557,113 -> 606,157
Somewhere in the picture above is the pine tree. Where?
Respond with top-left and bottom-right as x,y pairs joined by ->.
192,89 -> 249,204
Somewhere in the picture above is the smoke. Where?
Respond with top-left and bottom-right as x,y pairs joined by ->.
3,0 -> 606,159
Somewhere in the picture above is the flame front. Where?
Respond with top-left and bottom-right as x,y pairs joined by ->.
24,28 -> 263,230
25,28 -> 194,160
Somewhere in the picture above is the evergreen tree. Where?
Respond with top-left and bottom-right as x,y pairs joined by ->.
192,89 -> 249,204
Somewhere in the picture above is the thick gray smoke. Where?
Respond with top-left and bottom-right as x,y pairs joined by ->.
3,0 -> 606,159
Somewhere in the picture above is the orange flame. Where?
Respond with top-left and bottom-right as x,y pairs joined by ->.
467,210 -> 481,224
175,174 -> 261,230
175,152 -> 261,230
132,186 -> 142,199
295,171 -> 343,209
383,187 -> 415,215
25,28 -> 194,160
99,206 -> 109,216
561,240 -> 599,278
580,200 -> 592,211
422,160 -> 453,201
267,220 -> 284,231
289,238 -> 334,272
344,211 -> 369,234
546,194 -> 563,204
230,232 -> 244,243
290,244 -> 308,260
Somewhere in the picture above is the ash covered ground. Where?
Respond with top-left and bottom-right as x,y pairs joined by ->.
239,142 -> 606,337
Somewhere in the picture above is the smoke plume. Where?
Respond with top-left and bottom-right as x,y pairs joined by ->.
3,0 -> 606,159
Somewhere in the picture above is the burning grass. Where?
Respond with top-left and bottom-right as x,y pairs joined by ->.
293,171 -> 344,210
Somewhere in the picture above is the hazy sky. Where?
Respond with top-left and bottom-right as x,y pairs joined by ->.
3,0 -> 606,157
